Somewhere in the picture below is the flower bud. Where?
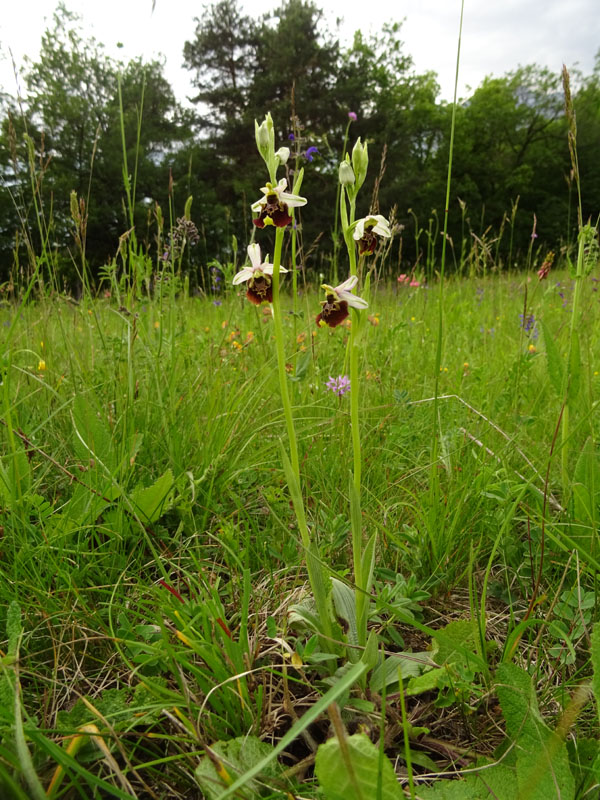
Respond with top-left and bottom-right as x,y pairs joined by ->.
255,119 -> 270,149
351,137 -> 368,190
339,160 -> 355,186
275,146 -> 290,165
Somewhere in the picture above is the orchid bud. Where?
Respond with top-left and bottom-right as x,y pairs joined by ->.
351,137 -> 368,190
339,159 -> 355,186
255,119 -> 270,151
275,146 -> 290,165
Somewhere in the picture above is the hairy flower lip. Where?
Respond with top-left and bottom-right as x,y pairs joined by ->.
353,214 -> 391,255
322,275 -> 368,310
232,243 -> 288,304
316,275 -> 368,327
251,178 -> 307,228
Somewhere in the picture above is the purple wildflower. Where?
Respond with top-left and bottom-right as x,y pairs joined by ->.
304,146 -> 319,162
348,111 -> 357,122
288,133 -> 295,141
519,313 -> 539,340
325,375 -> 351,397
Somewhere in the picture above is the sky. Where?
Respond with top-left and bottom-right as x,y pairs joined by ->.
0,0 -> 599,104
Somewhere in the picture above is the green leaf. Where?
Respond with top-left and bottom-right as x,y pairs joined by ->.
406,667 -> 448,696
591,623 -> 600,725
196,736 -> 282,800
496,663 -> 575,800
332,579 -> 359,660
292,166 -> 304,195
0,440 -> 32,503
418,763 -> 518,799
369,652 -> 426,691
541,320 -> 563,397
0,602 -> 21,727
315,733 -> 402,800
129,469 -> 174,523
72,394 -> 116,471
361,533 -> 377,602
6,601 -> 22,656
360,630 -> 379,671
289,349 -> 311,382
567,737 -> 600,793
433,619 -> 475,666
572,437 -> 600,524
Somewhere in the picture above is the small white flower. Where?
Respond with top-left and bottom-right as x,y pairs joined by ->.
275,146 -> 290,165
232,243 -> 288,304
353,215 -> 391,255
353,215 -> 391,242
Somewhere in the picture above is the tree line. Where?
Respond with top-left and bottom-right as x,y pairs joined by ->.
1,0 -> 599,289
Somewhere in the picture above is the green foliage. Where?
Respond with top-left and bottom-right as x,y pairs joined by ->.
418,763 -> 519,799
591,622 -> 600,724
129,468 -> 175,523
496,663 -> 575,799
314,733 -> 402,800
542,319 -> 564,396
1,267 -> 599,795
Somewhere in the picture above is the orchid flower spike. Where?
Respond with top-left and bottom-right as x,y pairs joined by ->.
232,243 -> 288,305
353,214 -> 391,255
251,178 -> 307,229
316,275 -> 368,328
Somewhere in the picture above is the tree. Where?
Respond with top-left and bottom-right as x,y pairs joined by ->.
0,4 -> 196,284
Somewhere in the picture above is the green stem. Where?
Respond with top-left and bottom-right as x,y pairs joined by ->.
340,186 -> 366,649
561,235 -> 585,494
332,121 -> 353,284
271,226 -> 333,642
349,256 -> 361,493
291,211 -> 298,364
271,227 -> 300,478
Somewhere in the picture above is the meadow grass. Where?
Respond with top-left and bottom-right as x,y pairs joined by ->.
1,266 -> 600,798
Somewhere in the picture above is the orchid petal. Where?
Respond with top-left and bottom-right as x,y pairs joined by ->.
232,267 -> 254,285
247,243 -> 262,269
279,191 -> 307,207
339,290 -> 369,310
336,275 -> 358,292
353,219 -> 366,240
261,264 -> 288,275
